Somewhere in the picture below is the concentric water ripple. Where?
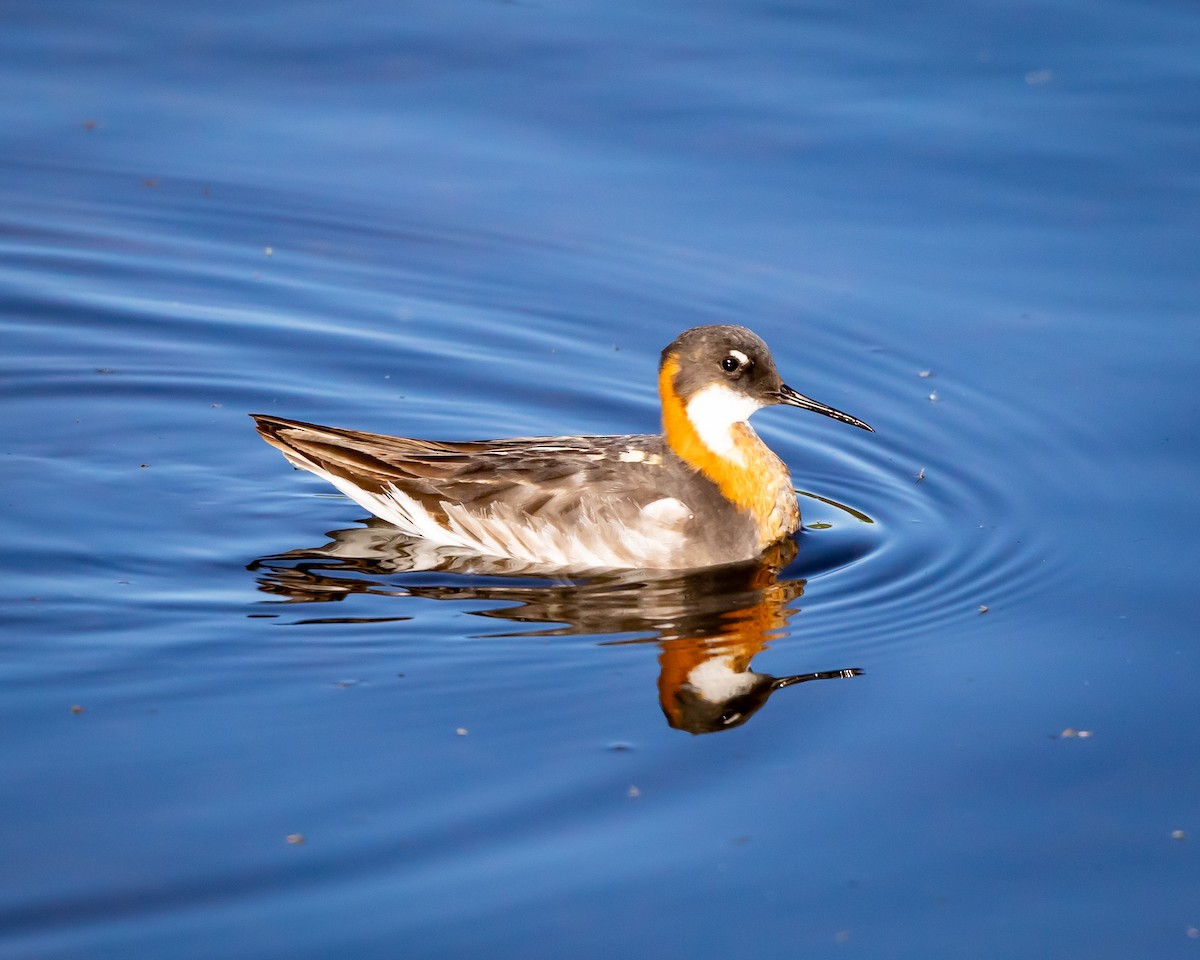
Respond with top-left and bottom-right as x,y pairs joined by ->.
0,167 -> 1079,678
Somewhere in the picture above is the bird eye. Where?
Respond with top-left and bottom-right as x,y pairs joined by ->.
721,356 -> 740,373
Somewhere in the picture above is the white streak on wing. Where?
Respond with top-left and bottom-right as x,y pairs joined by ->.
642,497 -> 692,527
684,383 -> 763,464
687,656 -> 757,703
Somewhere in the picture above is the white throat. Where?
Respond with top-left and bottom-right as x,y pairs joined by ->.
685,383 -> 764,463
687,655 -> 757,702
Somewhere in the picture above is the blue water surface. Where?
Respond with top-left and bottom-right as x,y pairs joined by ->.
2,0 -> 1198,957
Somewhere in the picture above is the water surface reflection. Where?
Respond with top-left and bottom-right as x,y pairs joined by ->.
250,524 -> 861,734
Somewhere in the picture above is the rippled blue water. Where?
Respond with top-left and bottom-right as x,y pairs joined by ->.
3,0 -> 1198,957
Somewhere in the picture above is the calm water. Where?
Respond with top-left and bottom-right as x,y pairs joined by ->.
3,0 -> 1199,957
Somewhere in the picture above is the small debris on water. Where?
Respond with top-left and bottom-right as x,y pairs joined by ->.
333,679 -> 359,689
455,727 -> 468,736
835,930 -> 852,944
607,741 -> 634,753
978,604 -> 989,614
627,785 -> 641,799
286,833 -> 305,845
928,391 -> 939,403
70,704 -> 85,715
264,246 -> 274,256
1060,728 -> 1093,739
918,370 -> 932,379
915,467 -> 926,483
1171,829 -> 1187,842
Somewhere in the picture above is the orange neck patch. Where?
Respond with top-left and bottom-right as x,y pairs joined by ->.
659,355 -> 797,543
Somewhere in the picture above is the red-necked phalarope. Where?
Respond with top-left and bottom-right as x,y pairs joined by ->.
252,324 -> 872,571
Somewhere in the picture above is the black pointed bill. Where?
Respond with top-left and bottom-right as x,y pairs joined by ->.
777,384 -> 874,432
772,668 -> 864,690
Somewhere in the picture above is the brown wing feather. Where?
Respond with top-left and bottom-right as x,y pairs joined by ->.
250,414 -> 673,519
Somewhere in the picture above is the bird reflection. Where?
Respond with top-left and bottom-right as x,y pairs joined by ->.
248,521 -> 861,734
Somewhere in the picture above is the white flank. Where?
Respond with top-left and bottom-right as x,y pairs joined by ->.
684,382 -> 763,463
286,455 -> 694,569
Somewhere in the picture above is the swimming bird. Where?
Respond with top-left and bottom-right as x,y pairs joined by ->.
251,324 -> 872,571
